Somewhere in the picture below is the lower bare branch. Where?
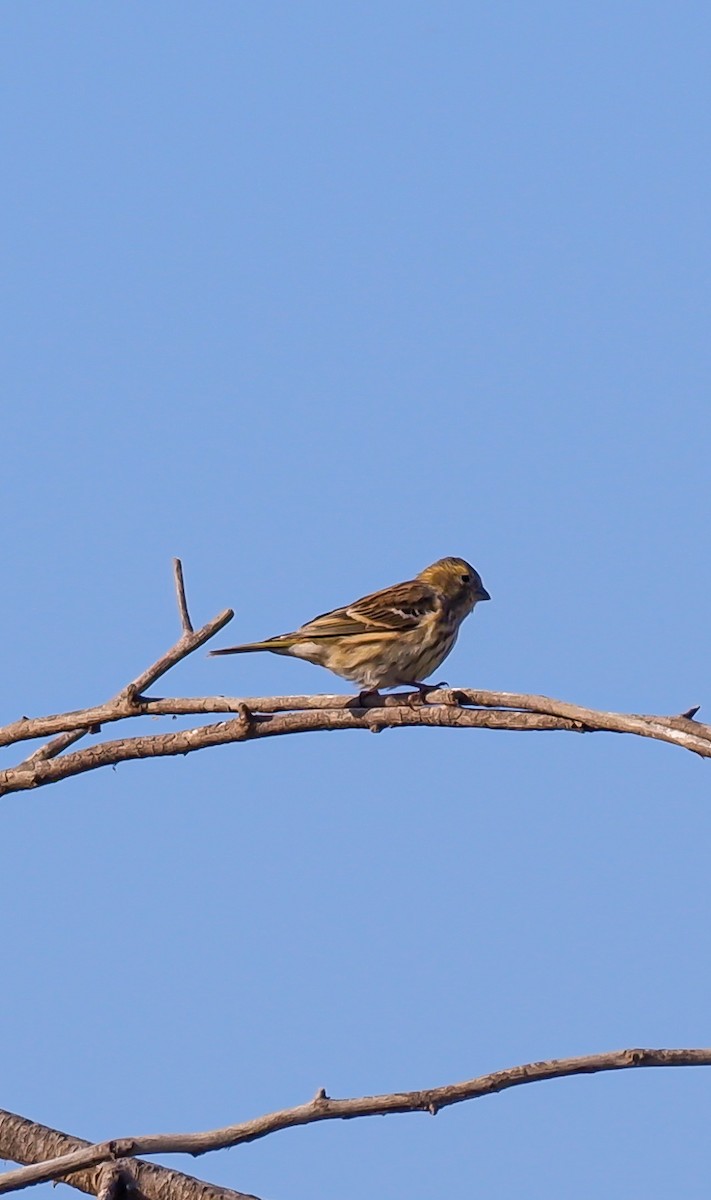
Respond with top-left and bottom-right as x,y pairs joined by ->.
1,1048 -> 709,1193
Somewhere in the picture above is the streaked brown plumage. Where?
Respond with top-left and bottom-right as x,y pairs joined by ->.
210,556 -> 490,692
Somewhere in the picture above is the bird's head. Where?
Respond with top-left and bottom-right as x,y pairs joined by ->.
417,557 -> 490,616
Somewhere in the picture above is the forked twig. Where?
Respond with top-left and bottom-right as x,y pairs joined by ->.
14,560 -> 232,768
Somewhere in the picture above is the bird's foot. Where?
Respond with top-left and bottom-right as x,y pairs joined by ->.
349,688 -> 381,709
399,680 -> 448,706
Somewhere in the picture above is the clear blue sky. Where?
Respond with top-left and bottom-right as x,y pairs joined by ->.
2,4 -> 710,1198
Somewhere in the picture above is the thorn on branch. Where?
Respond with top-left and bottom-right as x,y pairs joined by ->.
678,706 -> 701,720
312,1087 -> 328,1102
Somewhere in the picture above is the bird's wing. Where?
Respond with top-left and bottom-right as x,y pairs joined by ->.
298,581 -> 440,638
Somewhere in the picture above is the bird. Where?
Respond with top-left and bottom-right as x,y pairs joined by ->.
209,556 -> 490,697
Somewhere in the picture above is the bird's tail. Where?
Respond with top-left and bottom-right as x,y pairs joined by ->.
209,636 -> 298,657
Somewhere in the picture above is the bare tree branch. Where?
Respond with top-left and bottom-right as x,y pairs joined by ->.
2,688 -> 708,751
1,1048 -> 709,1194
0,691 -> 708,797
0,1107 -> 261,1200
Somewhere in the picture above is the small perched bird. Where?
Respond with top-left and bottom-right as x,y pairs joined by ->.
209,556 -> 490,695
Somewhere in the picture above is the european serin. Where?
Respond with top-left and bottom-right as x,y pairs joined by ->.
210,557 -> 489,696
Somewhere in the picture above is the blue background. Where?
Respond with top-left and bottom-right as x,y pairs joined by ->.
2,4 -> 710,1197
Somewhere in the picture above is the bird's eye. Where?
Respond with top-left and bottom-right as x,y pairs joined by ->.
460,572 -> 471,584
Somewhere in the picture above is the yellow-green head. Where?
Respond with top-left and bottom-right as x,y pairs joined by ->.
417,556 -> 490,615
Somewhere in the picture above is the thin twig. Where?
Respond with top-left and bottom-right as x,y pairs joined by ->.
173,557 -> 194,634
123,610 -> 234,699
1,1047 -> 709,1193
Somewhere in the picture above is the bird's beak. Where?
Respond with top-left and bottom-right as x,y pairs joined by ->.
476,586 -> 491,602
